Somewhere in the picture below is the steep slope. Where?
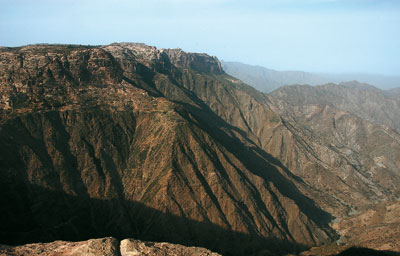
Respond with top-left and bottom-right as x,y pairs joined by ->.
178,57 -> 400,218
0,44 -> 335,255
265,84 -> 400,252
197,61 -> 400,251
129,48 -> 400,251
269,94 -> 400,208
264,83 -> 400,210
152,57 -> 399,217
114,45 -> 400,217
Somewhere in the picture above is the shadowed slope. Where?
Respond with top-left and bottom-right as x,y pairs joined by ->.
0,44 -> 335,255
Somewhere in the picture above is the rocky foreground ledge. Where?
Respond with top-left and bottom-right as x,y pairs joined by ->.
0,237 -> 221,256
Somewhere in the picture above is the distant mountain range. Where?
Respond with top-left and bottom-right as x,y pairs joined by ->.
222,61 -> 400,92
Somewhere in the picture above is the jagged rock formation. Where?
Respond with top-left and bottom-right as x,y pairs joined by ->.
0,43 -> 335,255
0,237 -> 221,256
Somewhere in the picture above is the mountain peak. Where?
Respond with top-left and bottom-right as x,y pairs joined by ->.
339,80 -> 379,91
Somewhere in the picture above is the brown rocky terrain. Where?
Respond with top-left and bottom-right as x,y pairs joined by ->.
1,43 -> 399,255
269,82 -> 400,133
266,88 -> 400,215
298,200 -> 400,255
265,83 -> 400,253
0,43 -> 335,255
0,237 -> 221,256
333,201 -> 400,252
164,53 -> 400,217
160,56 -> 400,251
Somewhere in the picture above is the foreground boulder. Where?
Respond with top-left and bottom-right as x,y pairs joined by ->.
0,237 -> 119,256
0,237 -> 221,256
120,239 -> 221,256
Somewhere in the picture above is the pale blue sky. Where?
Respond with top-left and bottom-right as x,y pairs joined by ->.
1,0 -> 399,75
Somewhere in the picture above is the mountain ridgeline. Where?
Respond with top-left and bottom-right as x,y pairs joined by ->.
221,61 -> 330,93
0,43 -> 399,255
222,61 -> 400,92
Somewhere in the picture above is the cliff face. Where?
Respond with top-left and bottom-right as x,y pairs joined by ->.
165,48 -> 223,74
0,44 -> 335,255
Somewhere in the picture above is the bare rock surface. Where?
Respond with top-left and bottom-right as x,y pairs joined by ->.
0,237 -> 119,256
0,237 -> 221,256
120,239 -> 221,256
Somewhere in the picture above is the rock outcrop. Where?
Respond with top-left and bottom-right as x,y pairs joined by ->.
120,239 -> 221,256
0,237 -> 221,256
0,237 -> 120,256
165,48 -> 223,74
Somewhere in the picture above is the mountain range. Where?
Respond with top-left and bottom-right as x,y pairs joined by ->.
0,43 -> 399,255
222,61 -> 400,92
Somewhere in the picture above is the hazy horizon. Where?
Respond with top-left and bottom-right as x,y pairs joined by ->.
1,0 -> 399,76
222,60 -> 400,77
